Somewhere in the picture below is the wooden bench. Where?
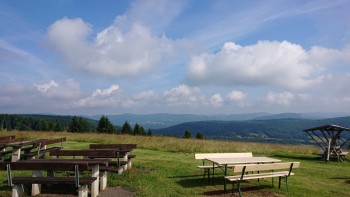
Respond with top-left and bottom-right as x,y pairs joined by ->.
195,152 -> 253,180
0,138 -> 26,161
225,162 -> 300,197
89,144 -> 137,169
0,161 -> 96,197
22,138 -> 66,160
49,149 -> 125,190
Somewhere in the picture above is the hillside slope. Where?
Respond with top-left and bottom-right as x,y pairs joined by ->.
154,117 -> 350,144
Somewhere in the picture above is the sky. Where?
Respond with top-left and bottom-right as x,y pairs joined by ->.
1,0 -> 350,116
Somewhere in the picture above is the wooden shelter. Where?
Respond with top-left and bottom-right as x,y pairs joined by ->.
304,124 -> 350,161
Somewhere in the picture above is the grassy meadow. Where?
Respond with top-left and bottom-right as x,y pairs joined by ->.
0,131 -> 350,197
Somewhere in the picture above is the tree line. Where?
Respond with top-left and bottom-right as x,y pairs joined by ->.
0,114 -> 152,136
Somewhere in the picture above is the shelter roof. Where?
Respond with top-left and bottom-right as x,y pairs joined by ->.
304,124 -> 350,132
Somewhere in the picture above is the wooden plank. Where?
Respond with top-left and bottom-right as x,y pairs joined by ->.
195,152 -> 253,160
89,144 -> 137,150
32,138 -> 66,147
4,161 -> 90,171
0,136 -> 15,141
232,162 -> 300,173
49,149 -> 117,157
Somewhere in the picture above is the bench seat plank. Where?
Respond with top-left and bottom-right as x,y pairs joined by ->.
225,171 -> 295,181
10,177 -> 96,185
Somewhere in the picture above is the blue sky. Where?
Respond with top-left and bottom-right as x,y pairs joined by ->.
1,0 -> 350,115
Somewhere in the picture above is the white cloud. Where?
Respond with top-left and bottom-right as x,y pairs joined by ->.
34,80 -> 59,93
163,84 -> 200,105
227,90 -> 250,107
92,85 -> 119,97
34,79 -> 82,100
210,93 -> 224,107
45,3 -> 189,79
266,91 -> 294,106
133,90 -> 158,101
227,90 -> 246,101
74,85 -> 120,108
186,41 -> 350,89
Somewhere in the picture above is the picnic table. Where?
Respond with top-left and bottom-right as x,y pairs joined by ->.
206,157 -> 281,191
5,138 -> 66,161
0,137 -> 26,160
49,149 -> 129,190
1,158 -> 109,197
304,124 -> 350,162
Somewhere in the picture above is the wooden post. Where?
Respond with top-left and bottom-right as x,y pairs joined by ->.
123,154 -> 128,171
32,170 -> 42,196
91,165 -> 99,197
11,148 -> 21,162
100,171 -> 107,190
327,138 -> 331,162
78,185 -> 89,197
12,184 -> 24,197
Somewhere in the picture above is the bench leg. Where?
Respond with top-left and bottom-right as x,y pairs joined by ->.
127,159 -> 132,169
100,171 -> 107,190
117,166 -> 124,174
12,184 -> 24,197
32,170 -> 42,196
78,185 -> 88,197
277,177 -> 281,188
237,182 -> 242,197
123,155 -> 128,171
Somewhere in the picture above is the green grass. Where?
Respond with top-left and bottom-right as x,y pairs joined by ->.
1,131 -> 350,196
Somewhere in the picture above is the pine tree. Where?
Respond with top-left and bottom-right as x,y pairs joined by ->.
147,129 -> 153,136
183,129 -> 192,138
97,115 -> 116,133
121,121 -> 132,134
133,123 -> 141,135
195,132 -> 205,139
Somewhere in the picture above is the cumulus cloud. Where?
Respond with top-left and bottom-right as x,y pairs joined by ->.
186,40 -> 350,89
227,90 -> 246,101
45,1 -> 189,78
33,79 -> 82,99
163,84 -> 200,105
210,93 -> 224,107
92,85 -> 119,96
227,90 -> 250,107
266,91 -> 294,106
74,85 -> 120,108
34,80 -> 59,93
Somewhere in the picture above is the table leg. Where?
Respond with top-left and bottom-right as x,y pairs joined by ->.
11,148 -> 21,162
91,165 -> 99,197
212,162 -> 215,184
224,164 -> 227,192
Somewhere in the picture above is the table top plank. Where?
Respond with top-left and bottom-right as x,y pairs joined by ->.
206,157 -> 281,165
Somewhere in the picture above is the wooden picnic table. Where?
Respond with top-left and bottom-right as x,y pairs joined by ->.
1,158 -> 109,197
5,138 -> 65,161
206,157 -> 281,192
15,158 -> 110,197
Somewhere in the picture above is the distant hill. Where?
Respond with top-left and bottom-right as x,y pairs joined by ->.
90,112 -> 350,129
153,116 -> 350,144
